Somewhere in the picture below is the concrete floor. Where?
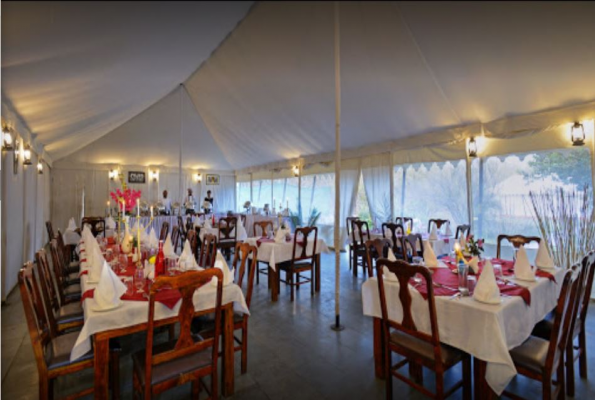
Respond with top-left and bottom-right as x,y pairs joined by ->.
2,252 -> 595,399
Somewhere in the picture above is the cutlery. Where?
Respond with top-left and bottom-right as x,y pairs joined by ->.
433,282 -> 458,291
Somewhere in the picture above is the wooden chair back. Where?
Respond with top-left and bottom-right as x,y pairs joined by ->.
200,234 -> 218,268
351,220 -> 370,247
144,269 -> 223,396
233,243 -> 258,308
576,251 -> 595,330
56,230 -> 71,264
291,227 -> 318,264
346,217 -> 359,237
35,249 -> 60,314
365,238 -> 391,278
171,226 -> 180,251
403,234 -> 424,260
81,217 -> 106,237
49,239 -> 68,305
253,220 -> 274,237
186,216 -> 194,234
455,225 -> 471,240
186,229 -> 199,261
496,234 -> 541,258
19,262 -> 53,377
46,221 -> 55,243
218,216 -> 238,242
428,219 -> 449,233
159,222 -> 170,242
177,216 -> 187,237
382,222 -> 405,256
395,217 -> 413,230
376,259 -> 443,369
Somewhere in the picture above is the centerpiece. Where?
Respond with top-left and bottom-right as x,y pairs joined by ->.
464,235 -> 485,259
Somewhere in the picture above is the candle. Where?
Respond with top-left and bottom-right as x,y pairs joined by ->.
150,206 -> 153,219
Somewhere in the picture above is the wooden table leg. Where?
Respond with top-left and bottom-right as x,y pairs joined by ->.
315,254 -> 321,292
473,357 -> 497,400
94,335 -> 110,400
373,317 -> 386,379
270,267 -> 278,302
221,306 -> 235,397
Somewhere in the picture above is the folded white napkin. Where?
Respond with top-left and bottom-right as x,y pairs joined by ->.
106,216 -> 116,230
237,224 -> 248,240
163,234 -> 176,258
514,246 -> 536,281
67,217 -> 77,232
535,241 -> 555,270
274,228 -> 289,244
423,241 -> 438,268
179,240 -> 198,270
429,223 -> 438,240
204,218 -> 212,229
473,259 -> 501,304
212,251 -> 235,287
148,228 -> 159,249
468,256 -> 479,274
93,260 -> 127,309
88,241 -> 105,281
445,222 -> 453,237
387,248 -> 397,261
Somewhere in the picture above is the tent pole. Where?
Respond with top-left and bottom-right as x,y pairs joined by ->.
331,1 -> 344,332
178,84 -> 183,206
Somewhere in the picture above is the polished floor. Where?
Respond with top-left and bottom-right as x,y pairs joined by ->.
2,252 -> 595,399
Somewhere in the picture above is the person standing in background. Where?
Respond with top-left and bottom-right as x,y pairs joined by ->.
185,188 -> 196,215
161,189 -> 171,215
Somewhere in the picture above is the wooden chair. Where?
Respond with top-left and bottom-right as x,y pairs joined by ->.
199,233 -> 218,269
504,267 -> 581,400
253,220 -> 274,237
382,222 -> 405,259
36,250 -> 83,333
364,238 -> 391,278
198,243 -> 258,374
403,234 -> 424,261
19,262 -> 120,400
132,269 -> 223,399
159,221 -> 170,242
171,226 -> 181,253
46,220 -> 55,244
532,251 -> 595,396
375,259 -> 471,399
81,216 -> 106,237
351,220 -> 370,277
395,217 -> 413,231
277,227 -> 318,302
186,216 -> 194,235
186,229 -> 199,262
56,230 -> 80,274
346,217 -> 359,270
428,219 -> 449,233
218,216 -> 238,260
177,215 -> 187,244
496,234 -> 541,259
49,240 -> 81,303
455,225 -> 471,240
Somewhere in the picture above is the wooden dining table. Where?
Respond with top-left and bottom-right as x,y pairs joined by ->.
73,240 -> 250,399
361,258 -> 566,398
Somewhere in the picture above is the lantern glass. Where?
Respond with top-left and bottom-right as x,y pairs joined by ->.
23,146 -> 32,165
467,138 -> 478,157
293,166 -> 300,177
571,122 -> 585,146
37,161 -> 43,174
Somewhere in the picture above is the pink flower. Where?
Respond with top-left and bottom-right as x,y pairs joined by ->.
477,239 -> 484,246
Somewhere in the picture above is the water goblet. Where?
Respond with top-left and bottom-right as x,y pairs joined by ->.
134,268 -> 145,294
119,254 -> 128,273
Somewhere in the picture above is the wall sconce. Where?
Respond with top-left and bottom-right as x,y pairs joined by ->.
570,122 -> 586,146
37,160 -> 44,174
13,139 -> 20,174
149,170 -> 159,182
2,125 -> 13,151
467,137 -> 478,158
109,169 -> 118,181
292,165 -> 300,177
23,144 -> 32,165
194,172 -> 202,182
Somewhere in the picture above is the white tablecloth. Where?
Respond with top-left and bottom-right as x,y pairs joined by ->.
244,237 -> 330,272
127,215 -> 180,235
244,215 -> 281,237
63,230 -> 81,246
361,267 -> 565,395
71,269 -> 249,362
369,232 -> 453,256
197,225 -> 248,242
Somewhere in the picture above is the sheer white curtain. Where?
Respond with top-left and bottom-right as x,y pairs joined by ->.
361,153 -> 392,228
339,158 -> 361,245
202,174 -> 235,213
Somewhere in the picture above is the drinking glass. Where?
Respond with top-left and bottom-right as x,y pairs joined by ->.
493,263 -> 503,280
134,268 -> 145,294
457,262 -> 469,296
166,258 -> 176,276
119,254 -> 128,273
105,248 -> 113,263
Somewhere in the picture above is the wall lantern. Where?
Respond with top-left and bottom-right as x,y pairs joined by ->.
194,172 -> 202,182
467,137 -> 478,158
2,125 -> 13,151
570,122 -> 586,146
13,139 -> 20,174
109,169 -> 118,181
37,160 -> 44,174
23,144 -> 32,165
149,170 -> 159,182
292,165 -> 300,177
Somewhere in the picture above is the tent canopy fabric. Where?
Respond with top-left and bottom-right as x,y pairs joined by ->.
2,1 -> 595,171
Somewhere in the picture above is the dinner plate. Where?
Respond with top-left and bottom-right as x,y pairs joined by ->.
473,296 -> 502,305
90,300 -> 123,312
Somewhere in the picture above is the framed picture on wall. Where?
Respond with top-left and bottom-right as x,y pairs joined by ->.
128,171 -> 146,184
206,174 -> 220,185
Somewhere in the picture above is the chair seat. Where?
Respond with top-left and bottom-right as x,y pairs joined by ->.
58,302 -> 84,325
66,264 -> 80,274
509,336 -> 556,375
278,262 -> 314,272
532,316 -> 581,342
132,336 -> 212,386
389,330 -> 464,368
64,284 -> 81,295
66,272 -> 81,284
45,331 -> 92,370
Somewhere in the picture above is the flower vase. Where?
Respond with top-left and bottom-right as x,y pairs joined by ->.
121,229 -> 133,254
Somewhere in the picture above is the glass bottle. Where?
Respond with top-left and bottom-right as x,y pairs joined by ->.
155,240 -> 165,277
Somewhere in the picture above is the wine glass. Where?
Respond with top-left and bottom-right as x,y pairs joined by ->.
134,268 -> 145,294
119,254 -> 128,274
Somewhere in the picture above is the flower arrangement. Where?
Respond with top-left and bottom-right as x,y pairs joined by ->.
465,235 -> 484,257
110,173 -> 141,214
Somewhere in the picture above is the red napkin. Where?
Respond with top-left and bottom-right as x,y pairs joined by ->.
82,287 -> 182,309
107,237 -> 116,245
79,270 -> 89,277
256,238 -> 275,247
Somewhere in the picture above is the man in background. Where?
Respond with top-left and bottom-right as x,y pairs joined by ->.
161,189 -> 172,215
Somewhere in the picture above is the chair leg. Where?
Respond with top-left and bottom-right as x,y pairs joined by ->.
290,271 -> 295,302
191,379 -> 200,400
39,376 -> 50,400
211,369 -> 218,400
352,252 -> 358,277
385,349 -> 392,400
462,356 -> 472,400
579,329 -> 587,378
311,270 -> 314,296
435,371 -> 445,400
241,327 -> 248,374
296,273 -> 300,291
111,351 -> 121,400
566,340 -> 575,397
256,262 -> 260,285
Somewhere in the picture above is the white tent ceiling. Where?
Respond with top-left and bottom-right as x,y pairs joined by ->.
3,1 -> 595,171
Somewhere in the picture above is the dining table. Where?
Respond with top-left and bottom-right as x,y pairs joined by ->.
369,230 -> 453,256
73,238 -> 250,399
244,236 -> 330,301
361,256 -> 565,398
